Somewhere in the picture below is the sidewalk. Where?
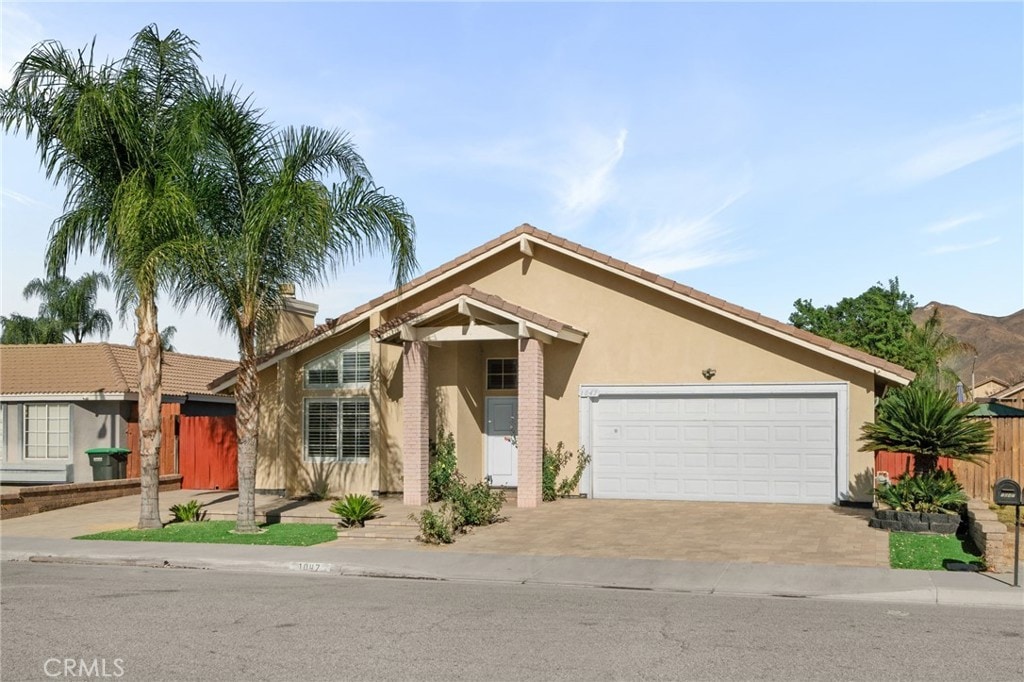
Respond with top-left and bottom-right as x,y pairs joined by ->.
1,491 -> 1021,609
2,535 -> 1021,608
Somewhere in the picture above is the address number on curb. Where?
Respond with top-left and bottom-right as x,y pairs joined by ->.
289,562 -> 333,573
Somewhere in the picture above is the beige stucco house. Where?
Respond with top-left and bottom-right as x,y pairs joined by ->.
210,224 -> 913,508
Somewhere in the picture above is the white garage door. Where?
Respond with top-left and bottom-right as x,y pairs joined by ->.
587,391 -> 838,504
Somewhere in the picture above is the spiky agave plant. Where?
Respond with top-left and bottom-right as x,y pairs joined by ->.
330,494 -> 382,528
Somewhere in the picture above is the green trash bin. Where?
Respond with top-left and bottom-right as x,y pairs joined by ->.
86,448 -> 131,481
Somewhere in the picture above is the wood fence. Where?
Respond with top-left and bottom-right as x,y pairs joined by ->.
874,416 -> 1023,502
178,415 -> 238,490
126,406 -> 238,490
126,403 -> 179,478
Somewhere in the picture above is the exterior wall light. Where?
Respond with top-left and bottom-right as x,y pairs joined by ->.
702,368 -> 717,380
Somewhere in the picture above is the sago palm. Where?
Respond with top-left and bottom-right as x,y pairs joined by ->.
860,381 -> 992,475
166,84 -> 416,533
23,271 -> 113,343
2,26 -> 204,528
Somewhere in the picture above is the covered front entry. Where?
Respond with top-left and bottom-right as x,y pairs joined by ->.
580,384 -> 848,504
372,285 -> 587,508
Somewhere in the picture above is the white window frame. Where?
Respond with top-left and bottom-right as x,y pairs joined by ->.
303,397 -> 370,462
304,335 -> 371,389
486,357 -> 518,390
23,403 -> 72,460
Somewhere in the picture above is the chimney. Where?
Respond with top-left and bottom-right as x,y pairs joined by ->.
260,284 -> 319,354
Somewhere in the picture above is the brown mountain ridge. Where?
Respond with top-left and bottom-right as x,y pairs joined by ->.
912,302 -> 1024,386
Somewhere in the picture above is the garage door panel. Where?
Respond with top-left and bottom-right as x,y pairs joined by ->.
623,425 -> 650,442
590,392 -> 838,504
653,452 -> 679,468
653,478 -> 680,494
804,453 -> 834,471
713,452 -> 739,469
743,453 -> 770,470
742,480 -> 770,497
805,426 -> 835,442
624,451 -> 650,468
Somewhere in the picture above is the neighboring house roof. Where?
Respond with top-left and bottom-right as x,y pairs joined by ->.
991,379 -> 1024,399
0,343 -> 236,399
209,224 -> 916,390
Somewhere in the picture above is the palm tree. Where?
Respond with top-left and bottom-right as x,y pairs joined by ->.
860,382 -> 992,475
159,326 -> 177,352
0,313 -> 64,344
905,309 -> 974,392
23,272 -> 113,343
2,26 -> 204,528
167,85 -> 416,533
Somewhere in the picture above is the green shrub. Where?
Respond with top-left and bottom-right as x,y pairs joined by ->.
330,494 -> 382,528
169,499 -> 205,523
415,433 -> 506,543
449,480 -> 505,527
429,431 -> 458,502
543,442 -> 591,501
413,503 -> 457,544
875,470 -> 968,514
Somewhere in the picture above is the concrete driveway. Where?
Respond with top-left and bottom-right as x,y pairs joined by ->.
0,490 -> 890,568
447,499 -> 890,568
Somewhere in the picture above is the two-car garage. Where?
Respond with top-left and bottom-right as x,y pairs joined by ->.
579,384 -> 848,504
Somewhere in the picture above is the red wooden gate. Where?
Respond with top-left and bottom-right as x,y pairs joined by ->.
126,404 -> 179,478
178,415 -> 238,490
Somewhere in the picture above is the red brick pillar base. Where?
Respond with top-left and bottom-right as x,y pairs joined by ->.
402,341 -> 429,506
517,337 -> 544,508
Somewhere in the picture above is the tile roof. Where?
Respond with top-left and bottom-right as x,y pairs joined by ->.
371,285 -> 587,341
0,343 -> 236,398
210,223 -> 915,388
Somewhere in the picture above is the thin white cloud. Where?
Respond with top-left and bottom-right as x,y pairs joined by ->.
623,187 -> 753,274
928,237 -> 1000,255
1,5 -> 45,89
1,188 -> 52,209
554,128 -> 628,225
887,107 -> 1022,187
922,212 -> 985,234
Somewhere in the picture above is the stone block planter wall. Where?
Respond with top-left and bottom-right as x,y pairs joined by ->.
0,475 -> 183,520
869,509 -> 962,534
965,499 -> 1016,573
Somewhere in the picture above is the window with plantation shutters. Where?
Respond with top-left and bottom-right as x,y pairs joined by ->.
24,403 -> 71,459
304,335 -> 371,389
304,398 -> 370,461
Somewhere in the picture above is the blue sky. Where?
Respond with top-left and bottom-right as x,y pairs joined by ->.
2,2 -> 1022,359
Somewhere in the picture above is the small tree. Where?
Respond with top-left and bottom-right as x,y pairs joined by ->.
860,382 -> 992,475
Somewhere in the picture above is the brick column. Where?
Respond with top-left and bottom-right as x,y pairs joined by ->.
402,341 -> 429,506
517,337 -> 544,508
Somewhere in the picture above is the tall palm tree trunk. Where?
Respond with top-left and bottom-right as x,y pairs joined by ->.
234,331 -> 260,533
136,296 -> 164,529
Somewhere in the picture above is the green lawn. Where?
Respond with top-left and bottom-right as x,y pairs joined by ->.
889,531 -> 986,571
75,521 -> 337,546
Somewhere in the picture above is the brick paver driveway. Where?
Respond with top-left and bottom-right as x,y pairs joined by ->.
449,499 -> 889,568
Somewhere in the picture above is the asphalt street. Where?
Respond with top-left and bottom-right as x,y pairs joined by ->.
2,562 -> 1022,681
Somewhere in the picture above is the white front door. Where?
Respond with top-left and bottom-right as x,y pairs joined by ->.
486,397 -> 518,487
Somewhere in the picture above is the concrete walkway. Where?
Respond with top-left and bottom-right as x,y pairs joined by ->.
1,491 -> 1021,608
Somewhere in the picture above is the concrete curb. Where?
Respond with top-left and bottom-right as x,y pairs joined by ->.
3,540 -> 1022,610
